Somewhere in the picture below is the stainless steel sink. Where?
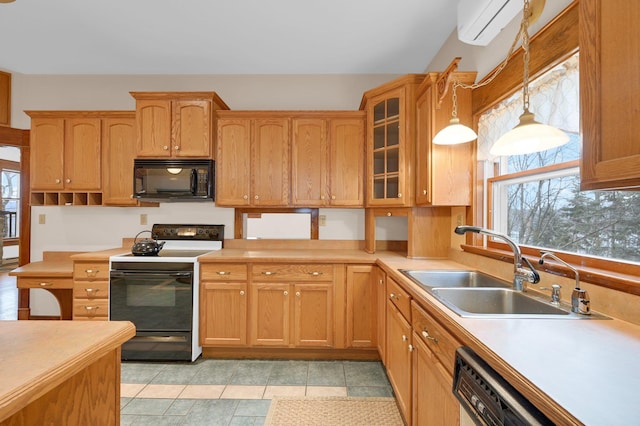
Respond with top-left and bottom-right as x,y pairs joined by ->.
432,288 -> 570,318
399,270 -> 510,290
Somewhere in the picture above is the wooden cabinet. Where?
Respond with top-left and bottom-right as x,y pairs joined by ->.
249,263 -> 334,347
131,92 -> 229,158
15,275 -> 73,320
411,301 -> 461,425
72,261 -> 110,320
374,266 -> 387,364
385,277 -> 413,424
291,114 -> 365,207
102,114 -> 138,206
415,72 -> 475,206
0,70 -> 10,126
216,113 -> 290,207
361,75 -> 423,207
28,114 -> 101,192
200,263 -> 248,346
345,264 -> 376,348
580,0 -> 640,190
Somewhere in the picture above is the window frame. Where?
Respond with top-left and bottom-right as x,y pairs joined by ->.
464,1 -> 640,296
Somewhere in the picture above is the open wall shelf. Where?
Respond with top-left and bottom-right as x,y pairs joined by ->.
31,192 -> 103,206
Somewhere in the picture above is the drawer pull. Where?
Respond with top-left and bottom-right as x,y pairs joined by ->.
83,306 -> 100,311
39,282 -> 53,287
262,271 -> 276,276
389,293 -> 400,301
309,271 -> 323,276
409,344 -> 415,352
402,335 -> 408,342
422,330 -> 438,343
85,269 -> 99,277
217,271 -> 231,275
85,288 -> 100,295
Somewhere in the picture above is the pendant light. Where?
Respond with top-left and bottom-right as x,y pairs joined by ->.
489,0 -> 568,155
433,0 -> 569,155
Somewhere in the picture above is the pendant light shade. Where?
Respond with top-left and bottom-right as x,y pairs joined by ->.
489,110 -> 569,155
433,117 -> 478,145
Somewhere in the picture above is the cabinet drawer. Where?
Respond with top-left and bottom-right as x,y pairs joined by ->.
73,299 -> 109,319
201,263 -> 248,281
387,277 -> 411,320
17,277 -> 73,289
73,262 -> 109,280
73,281 -> 109,299
252,264 -> 334,282
411,301 -> 460,376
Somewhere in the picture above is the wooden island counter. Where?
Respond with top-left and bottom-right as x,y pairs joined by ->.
0,320 -> 135,425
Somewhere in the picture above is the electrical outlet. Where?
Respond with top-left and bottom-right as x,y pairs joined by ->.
38,214 -> 46,225
457,214 -> 463,226
140,214 -> 148,225
319,215 -> 326,226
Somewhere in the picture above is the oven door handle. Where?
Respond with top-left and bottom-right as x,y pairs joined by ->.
110,271 -> 193,278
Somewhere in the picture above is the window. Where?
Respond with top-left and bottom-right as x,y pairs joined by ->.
1,168 -> 19,239
480,53 -> 640,264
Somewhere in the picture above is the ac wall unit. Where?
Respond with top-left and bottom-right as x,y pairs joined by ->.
457,0 -> 523,46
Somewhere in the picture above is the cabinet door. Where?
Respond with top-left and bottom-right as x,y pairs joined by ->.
31,118 -> 65,190
346,265 -> 376,348
412,333 -> 460,426
102,116 -> 137,206
173,99 -> 212,157
136,99 -> 172,157
291,118 -> 327,206
250,283 -> 290,346
580,0 -> 640,190
329,118 -> 365,206
201,282 -> 247,346
374,267 -> 386,364
216,119 -> 252,206
252,119 -> 290,206
64,118 -> 101,190
293,283 -> 333,347
386,301 -> 412,424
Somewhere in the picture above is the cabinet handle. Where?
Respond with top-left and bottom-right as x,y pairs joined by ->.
262,271 -> 276,276
389,293 -> 399,301
254,195 -> 259,200
65,178 -> 71,184
83,306 -> 100,311
386,212 -> 392,217
422,189 -> 427,195
320,195 -> 325,200
422,330 -> 438,343
217,271 -> 231,275
85,288 -> 99,295
85,269 -> 99,277
163,145 -> 169,150
398,193 -> 402,198
240,290 -> 245,296
296,291 -> 301,297
409,344 -> 415,352
243,195 -> 248,200
378,279 -> 384,285
331,195 -> 336,200
39,282 -> 52,287
283,290 -> 288,296
174,146 -> 180,150
308,271 -> 323,276
55,178 -> 61,184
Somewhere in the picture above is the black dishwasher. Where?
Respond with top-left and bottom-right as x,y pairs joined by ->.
453,346 -> 554,426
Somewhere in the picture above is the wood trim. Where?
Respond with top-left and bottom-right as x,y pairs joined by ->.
0,70 -> 10,127
203,346 -> 379,360
461,243 -> 640,296
233,208 -> 319,240
471,1 -> 579,116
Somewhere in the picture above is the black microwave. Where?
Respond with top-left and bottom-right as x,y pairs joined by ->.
133,159 -> 214,202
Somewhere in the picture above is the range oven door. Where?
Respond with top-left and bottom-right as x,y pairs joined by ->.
110,262 -> 194,361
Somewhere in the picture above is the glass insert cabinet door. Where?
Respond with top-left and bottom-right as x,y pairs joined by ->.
372,96 -> 401,201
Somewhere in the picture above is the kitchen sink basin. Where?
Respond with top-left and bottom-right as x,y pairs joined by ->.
399,269 -> 510,290
431,287 -> 570,318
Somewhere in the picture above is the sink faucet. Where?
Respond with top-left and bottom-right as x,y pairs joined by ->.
539,251 -> 591,315
454,225 -> 540,291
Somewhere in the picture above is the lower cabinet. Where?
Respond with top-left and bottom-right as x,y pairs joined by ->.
72,261 -> 110,320
345,264 -> 376,348
374,266 -> 387,364
200,263 -> 248,346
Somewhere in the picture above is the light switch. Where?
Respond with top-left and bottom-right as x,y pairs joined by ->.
38,214 -> 46,225
319,215 -> 326,226
140,214 -> 148,225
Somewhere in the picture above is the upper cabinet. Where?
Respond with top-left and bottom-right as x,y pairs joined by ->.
580,0 -> 640,190
216,112 -> 290,207
415,72 -> 475,206
101,114 -> 138,206
131,92 -> 229,158
360,75 -> 424,207
0,70 -> 10,126
291,113 -> 365,207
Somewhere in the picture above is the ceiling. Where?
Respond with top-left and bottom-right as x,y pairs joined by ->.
0,0 -> 457,75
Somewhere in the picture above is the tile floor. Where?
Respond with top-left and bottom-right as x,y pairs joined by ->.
121,358 -> 394,425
